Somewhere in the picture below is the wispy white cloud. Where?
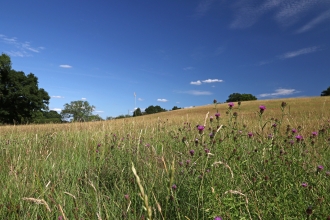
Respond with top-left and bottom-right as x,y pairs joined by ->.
191,80 -> 202,85
296,9 -> 330,33
259,88 -> 300,98
194,0 -> 216,19
81,98 -> 87,100
157,98 -> 168,102
59,64 -> 72,68
94,110 -> 104,113
0,34 -> 44,57
279,46 -> 319,59
51,108 -> 62,112
51,95 -> 65,99
230,0 -> 330,30
183,66 -> 195,71
180,90 -> 212,95
138,98 -> 144,101
202,79 -> 224,83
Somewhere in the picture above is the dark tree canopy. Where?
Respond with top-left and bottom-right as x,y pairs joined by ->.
133,107 -> 142,117
144,105 -> 166,114
61,100 -> 95,122
226,93 -> 257,102
0,53 -> 50,124
172,106 -> 181,110
33,110 -> 62,124
321,86 -> 330,96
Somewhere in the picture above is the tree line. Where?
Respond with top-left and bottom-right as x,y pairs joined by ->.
1,52 -> 330,124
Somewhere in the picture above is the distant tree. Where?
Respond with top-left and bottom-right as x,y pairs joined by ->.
145,105 -> 166,114
87,114 -> 103,121
321,86 -> 330,96
133,107 -> 142,117
61,100 -> 95,122
172,106 -> 181,110
106,116 -> 114,120
33,110 -> 62,124
226,93 -> 257,102
0,53 -> 50,124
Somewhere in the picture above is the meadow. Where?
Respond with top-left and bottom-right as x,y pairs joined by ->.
1,97 -> 330,219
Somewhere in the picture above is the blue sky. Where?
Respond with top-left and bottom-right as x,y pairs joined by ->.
1,0 -> 330,118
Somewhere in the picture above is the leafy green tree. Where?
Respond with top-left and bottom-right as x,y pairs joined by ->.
61,100 -> 95,122
133,107 -> 142,117
226,93 -> 257,102
0,53 -> 50,124
33,110 -> 62,124
321,86 -> 330,96
172,106 -> 181,110
144,105 -> 166,114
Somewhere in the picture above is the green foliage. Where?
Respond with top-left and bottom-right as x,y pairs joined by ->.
32,110 -> 62,124
144,105 -> 166,114
61,100 -> 95,122
172,106 -> 181,110
226,92 -> 257,102
321,86 -> 330,96
0,53 -> 50,124
133,107 -> 142,117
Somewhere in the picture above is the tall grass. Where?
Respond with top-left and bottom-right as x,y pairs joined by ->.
1,97 -> 329,219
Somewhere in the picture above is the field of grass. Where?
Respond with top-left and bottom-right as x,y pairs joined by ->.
1,97 -> 330,219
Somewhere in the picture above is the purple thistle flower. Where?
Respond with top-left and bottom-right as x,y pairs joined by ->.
317,165 -> 324,171
124,194 -> 130,200
326,171 -> 330,176
259,105 -> 266,114
58,216 -> 63,220
214,217 -> 222,220
289,140 -> 294,145
189,150 -> 195,156
197,125 -> 205,131
301,182 -> 308,187
215,112 -> 220,119
204,148 -> 210,154
210,116 -> 214,122
295,135 -> 303,141
292,129 -> 297,134
272,123 -> 277,128
312,131 -> 318,136
228,102 -> 234,108
248,132 -> 253,138
172,184 -> 177,190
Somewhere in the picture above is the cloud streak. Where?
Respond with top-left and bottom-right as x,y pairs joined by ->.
157,98 -> 168,102
296,9 -> 330,33
191,79 -> 223,85
259,88 -> 299,98
59,65 -> 72,68
179,90 -> 212,95
0,34 -> 44,57
51,96 -> 65,99
279,46 -> 319,59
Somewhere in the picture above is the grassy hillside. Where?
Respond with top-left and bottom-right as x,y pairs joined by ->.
1,97 -> 329,219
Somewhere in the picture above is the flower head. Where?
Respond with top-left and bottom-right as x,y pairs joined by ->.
295,135 -> 303,141
172,184 -> 177,190
292,129 -> 297,134
215,112 -> 220,118
317,165 -> 324,171
228,102 -> 234,108
248,132 -> 253,138
312,131 -> 318,136
197,125 -> 205,131
210,116 -> 214,122
189,150 -> 195,156
214,217 -> 222,220
259,105 -> 266,114
301,182 -> 308,187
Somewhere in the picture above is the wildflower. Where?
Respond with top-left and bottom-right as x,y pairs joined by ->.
295,135 -> 303,142
204,148 -> 210,154
189,150 -> 195,156
268,134 -> 273,139
209,132 -> 214,139
238,101 -> 241,106
228,102 -> 234,108
210,116 -> 214,122
292,129 -> 297,133
215,112 -> 220,119
195,138 -> 199,145
306,206 -> 313,215
97,143 -> 101,148
272,123 -> 277,128
124,194 -> 130,200
248,132 -> 253,138
178,161 -> 183,167
186,160 -> 190,165
289,140 -> 294,145
281,102 -> 287,108
172,184 -> 177,190
326,171 -> 330,176
214,217 -> 222,220
317,165 -> 324,171
213,99 -> 217,104
312,131 -> 318,137
58,216 -> 63,220
301,182 -> 308,187
197,125 -> 205,134
259,105 -> 266,114
233,112 -> 238,117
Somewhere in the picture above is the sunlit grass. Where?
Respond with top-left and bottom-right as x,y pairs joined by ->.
1,96 -> 329,219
